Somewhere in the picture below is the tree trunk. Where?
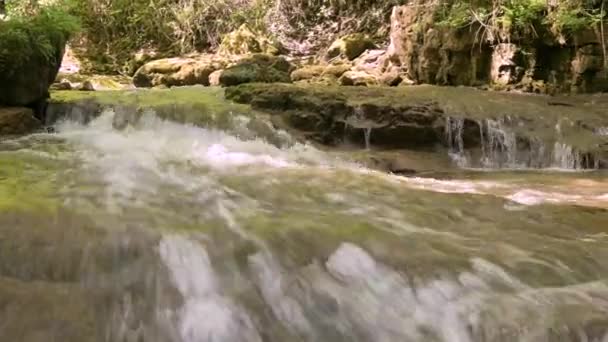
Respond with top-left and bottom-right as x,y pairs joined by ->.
0,0 -> 6,16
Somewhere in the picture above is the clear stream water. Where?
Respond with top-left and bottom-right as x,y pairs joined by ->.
1,109 -> 608,342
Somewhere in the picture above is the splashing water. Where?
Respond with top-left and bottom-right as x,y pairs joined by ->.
0,108 -> 607,341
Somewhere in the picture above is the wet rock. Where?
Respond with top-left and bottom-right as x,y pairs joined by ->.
0,107 -> 42,135
218,54 -> 293,86
326,34 -> 376,61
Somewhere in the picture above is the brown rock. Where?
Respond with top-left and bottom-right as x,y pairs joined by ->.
0,107 -> 42,135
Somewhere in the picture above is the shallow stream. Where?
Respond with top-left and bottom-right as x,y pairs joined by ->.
1,107 -> 607,341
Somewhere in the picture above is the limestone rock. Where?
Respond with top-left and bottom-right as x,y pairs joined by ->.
491,43 -> 521,86
209,70 -> 224,86
0,107 -> 42,135
218,24 -> 283,56
218,54 -> 293,86
326,34 -> 376,61
339,71 -> 378,86
133,55 -> 234,88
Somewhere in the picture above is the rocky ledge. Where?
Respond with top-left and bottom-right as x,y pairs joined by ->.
226,83 -> 608,169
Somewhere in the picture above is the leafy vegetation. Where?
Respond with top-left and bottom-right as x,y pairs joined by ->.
0,2 -> 79,75
438,0 -> 605,42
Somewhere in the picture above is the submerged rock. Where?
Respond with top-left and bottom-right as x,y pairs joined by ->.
0,107 -> 42,135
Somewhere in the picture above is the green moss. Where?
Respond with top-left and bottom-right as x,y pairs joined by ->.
51,86 -> 255,126
219,54 -> 292,86
0,153 -> 61,213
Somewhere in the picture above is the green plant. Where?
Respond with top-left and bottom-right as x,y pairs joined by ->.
500,0 -> 546,34
551,6 -> 603,34
0,2 -> 79,75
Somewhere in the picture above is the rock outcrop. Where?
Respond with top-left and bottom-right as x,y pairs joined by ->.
0,39 -> 64,109
225,83 -> 608,168
387,4 -> 608,93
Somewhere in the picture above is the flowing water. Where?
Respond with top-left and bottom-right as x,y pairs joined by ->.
1,107 -> 608,342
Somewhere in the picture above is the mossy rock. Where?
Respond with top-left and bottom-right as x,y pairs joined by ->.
326,34 -> 376,61
133,55 -> 233,88
291,64 -> 351,82
219,54 -> 293,86
218,24 -> 284,56
0,107 -> 41,136
291,65 -> 326,81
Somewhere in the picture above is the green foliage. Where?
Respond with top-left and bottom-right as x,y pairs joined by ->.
550,5 -> 604,34
500,0 -> 546,32
0,2 -> 79,75
437,2 -> 476,28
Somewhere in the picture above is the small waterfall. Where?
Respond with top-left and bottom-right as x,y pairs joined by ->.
363,127 -> 372,150
479,118 -> 518,168
445,117 -> 468,167
552,142 -> 581,169
445,116 -> 598,170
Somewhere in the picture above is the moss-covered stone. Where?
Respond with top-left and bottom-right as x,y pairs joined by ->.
218,54 -> 293,86
133,55 -> 236,88
49,87 -> 255,128
290,64 -> 352,82
326,33 -> 376,61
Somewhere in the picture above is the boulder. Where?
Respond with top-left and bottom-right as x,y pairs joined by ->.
133,55 -> 235,88
326,34 -> 376,61
218,54 -> 293,86
339,71 -> 378,86
0,40 -> 64,108
0,107 -> 42,135
218,24 -> 284,56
